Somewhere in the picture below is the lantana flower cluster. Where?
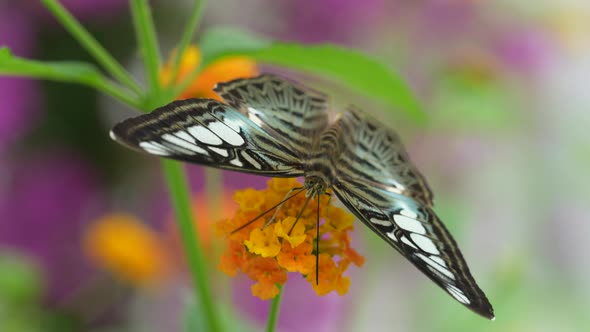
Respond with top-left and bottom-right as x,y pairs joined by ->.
217,178 -> 364,300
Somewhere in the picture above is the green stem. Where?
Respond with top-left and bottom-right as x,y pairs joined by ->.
130,0 -> 162,95
40,0 -> 142,95
266,285 -> 284,332
0,60 -> 140,109
93,79 -> 142,108
162,161 -> 222,332
169,0 -> 208,84
205,168 -> 223,221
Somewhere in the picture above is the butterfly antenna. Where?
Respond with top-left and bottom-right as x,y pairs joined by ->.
231,187 -> 304,234
288,194 -> 312,235
263,187 -> 304,229
315,196 -> 320,285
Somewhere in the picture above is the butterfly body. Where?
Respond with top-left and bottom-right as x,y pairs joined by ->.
110,74 -> 494,319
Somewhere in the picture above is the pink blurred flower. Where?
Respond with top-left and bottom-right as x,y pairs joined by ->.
0,150 -> 106,303
0,7 -> 41,153
493,28 -> 554,75
279,0 -> 385,44
233,274 -> 351,332
22,0 -> 129,22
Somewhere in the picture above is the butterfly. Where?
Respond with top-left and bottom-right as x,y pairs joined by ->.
110,74 -> 494,319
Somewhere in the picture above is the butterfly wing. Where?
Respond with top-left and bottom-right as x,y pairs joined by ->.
110,98 -> 303,176
214,74 -> 329,157
331,109 -> 494,319
334,108 -> 433,205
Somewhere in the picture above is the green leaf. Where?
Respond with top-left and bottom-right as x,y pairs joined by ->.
199,27 -> 425,123
40,0 -> 142,94
431,75 -> 520,132
199,27 -> 272,63
0,252 -> 43,305
0,47 -> 140,108
130,0 -> 162,95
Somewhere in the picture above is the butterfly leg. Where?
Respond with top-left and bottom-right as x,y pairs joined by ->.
288,195 -> 312,235
231,188 -> 304,234
262,186 -> 304,229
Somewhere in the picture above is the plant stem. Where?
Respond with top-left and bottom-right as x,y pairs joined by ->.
40,0 -> 142,95
162,161 -> 222,332
205,168 -> 223,221
266,285 -> 284,332
130,0 -> 162,96
169,0 -> 208,84
93,79 -> 142,108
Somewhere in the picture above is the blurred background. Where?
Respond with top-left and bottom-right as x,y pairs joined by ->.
1,0 -> 590,331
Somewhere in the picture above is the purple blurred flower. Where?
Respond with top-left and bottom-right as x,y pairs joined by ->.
50,0 -> 128,19
0,7 -> 41,153
493,28 -> 553,75
0,150 -> 105,303
233,274 -> 351,332
22,0 -> 128,22
418,2 -> 477,41
279,0 -> 385,44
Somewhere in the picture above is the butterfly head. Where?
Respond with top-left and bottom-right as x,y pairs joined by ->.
303,175 -> 328,198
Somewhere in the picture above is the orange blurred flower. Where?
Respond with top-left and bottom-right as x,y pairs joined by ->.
83,213 -> 169,286
160,45 -> 258,100
217,178 -> 364,300
167,192 -> 237,253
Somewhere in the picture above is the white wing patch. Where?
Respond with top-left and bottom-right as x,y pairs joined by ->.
209,147 -> 229,157
175,130 -> 197,144
430,255 -> 447,266
447,285 -> 471,304
230,157 -> 243,167
241,151 -> 262,169
139,141 -> 171,156
188,125 -> 223,145
386,231 -> 398,242
410,233 -> 440,255
394,214 -> 426,234
208,121 -> 245,146
370,217 -> 393,227
401,236 -> 417,249
161,134 -> 203,154
416,253 -> 455,280
400,209 -> 418,218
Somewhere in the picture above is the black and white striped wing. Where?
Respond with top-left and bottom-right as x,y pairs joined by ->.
333,181 -> 494,319
110,98 -> 303,176
214,74 -> 329,157
334,108 -> 434,205
331,109 -> 494,319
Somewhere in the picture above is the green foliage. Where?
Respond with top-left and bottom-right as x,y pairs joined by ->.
0,47 -> 139,107
0,252 -> 43,304
199,27 -> 425,123
431,74 -> 521,132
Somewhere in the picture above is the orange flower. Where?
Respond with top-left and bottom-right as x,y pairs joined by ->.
244,227 -> 281,258
246,257 -> 287,300
83,213 -> 168,286
160,45 -> 258,100
306,254 -> 351,296
167,192 -> 237,257
277,241 -> 315,274
217,178 -> 363,300
274,216 -> 307,248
